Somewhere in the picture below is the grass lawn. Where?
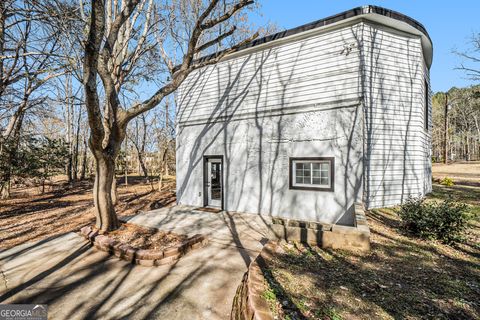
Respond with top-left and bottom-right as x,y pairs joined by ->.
263,167 -> 479,319
432,161 -> 480,187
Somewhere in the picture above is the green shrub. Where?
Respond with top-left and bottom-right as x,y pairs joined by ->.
397,197 -> 469,243
440,177 -> 455,186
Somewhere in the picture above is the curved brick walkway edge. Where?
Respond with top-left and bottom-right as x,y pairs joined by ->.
80,226 -> 208,267
231,241 -> 276,320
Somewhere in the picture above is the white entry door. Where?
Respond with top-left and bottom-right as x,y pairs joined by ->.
206,158 -> 222,208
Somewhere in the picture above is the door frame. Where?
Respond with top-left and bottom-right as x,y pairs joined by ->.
203,155 -> 224,210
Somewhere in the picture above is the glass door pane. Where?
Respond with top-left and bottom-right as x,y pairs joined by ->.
210,162 -> 221,200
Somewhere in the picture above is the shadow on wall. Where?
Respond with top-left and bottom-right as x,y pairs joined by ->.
351,22 -> 425,210
177,26 -> 372,224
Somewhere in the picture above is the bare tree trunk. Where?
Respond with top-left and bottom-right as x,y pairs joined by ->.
111,176 -> 118,205
443,93 -> 449,164
0,0 -> 5,98
158,144 -> 169,190
65,75 -> 74,182
0,180 -> 10,199
465,133 -> 470,161
73,109 -> 82,180
134,143 -> 148,177
164,161 -> 169,176
92,152 -> 119,232
129,114 -> 149,177
139,114 -> 148,178
41,165 -> 47,194
158,170 -> 163,191
124,137 -> 128,186
3,109 -> 23,139
80,133 -> 88,180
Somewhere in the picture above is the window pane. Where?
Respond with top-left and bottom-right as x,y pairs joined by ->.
291,159 -> 333,189
321,170 -> 328,179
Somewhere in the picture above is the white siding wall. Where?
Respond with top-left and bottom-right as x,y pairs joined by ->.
176,24 -> 365,224
176,20 -> 432,222
361,23 -> 432,208
177,25 -> 364,122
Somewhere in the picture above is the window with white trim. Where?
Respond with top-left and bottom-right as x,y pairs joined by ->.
289,157 -> 334,191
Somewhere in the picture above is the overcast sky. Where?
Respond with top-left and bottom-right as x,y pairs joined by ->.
249,0 -> 480,92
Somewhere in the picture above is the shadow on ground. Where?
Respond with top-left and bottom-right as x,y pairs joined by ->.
262,205 -> 479,319
0,206 -> 272,320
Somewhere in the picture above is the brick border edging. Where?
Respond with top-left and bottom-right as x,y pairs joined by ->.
268,202 -> 371,251
79,226 -> 208,267
231,241 -> 276,320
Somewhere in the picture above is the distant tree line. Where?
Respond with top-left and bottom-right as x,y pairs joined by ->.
432,86 -> 480,162
431,32 -> 480,163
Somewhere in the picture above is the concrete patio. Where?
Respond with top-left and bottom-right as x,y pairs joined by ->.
0,206 -> 271,319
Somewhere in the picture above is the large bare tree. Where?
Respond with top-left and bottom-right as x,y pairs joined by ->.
83,0 -> 258,231
0,0 -> 69,198
456,33 -> 480,81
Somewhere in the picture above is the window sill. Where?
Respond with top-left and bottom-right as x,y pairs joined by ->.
289,185 -> 334,192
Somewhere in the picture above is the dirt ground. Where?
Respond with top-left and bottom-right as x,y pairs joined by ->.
263,162 -> 480,320
0,176 -> 176,250
107,222 -> 187,250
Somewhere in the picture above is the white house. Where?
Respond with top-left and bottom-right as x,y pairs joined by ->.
175,6 -> 432,226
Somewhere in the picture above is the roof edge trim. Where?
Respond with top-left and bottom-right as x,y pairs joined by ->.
182,5 -> 433,71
